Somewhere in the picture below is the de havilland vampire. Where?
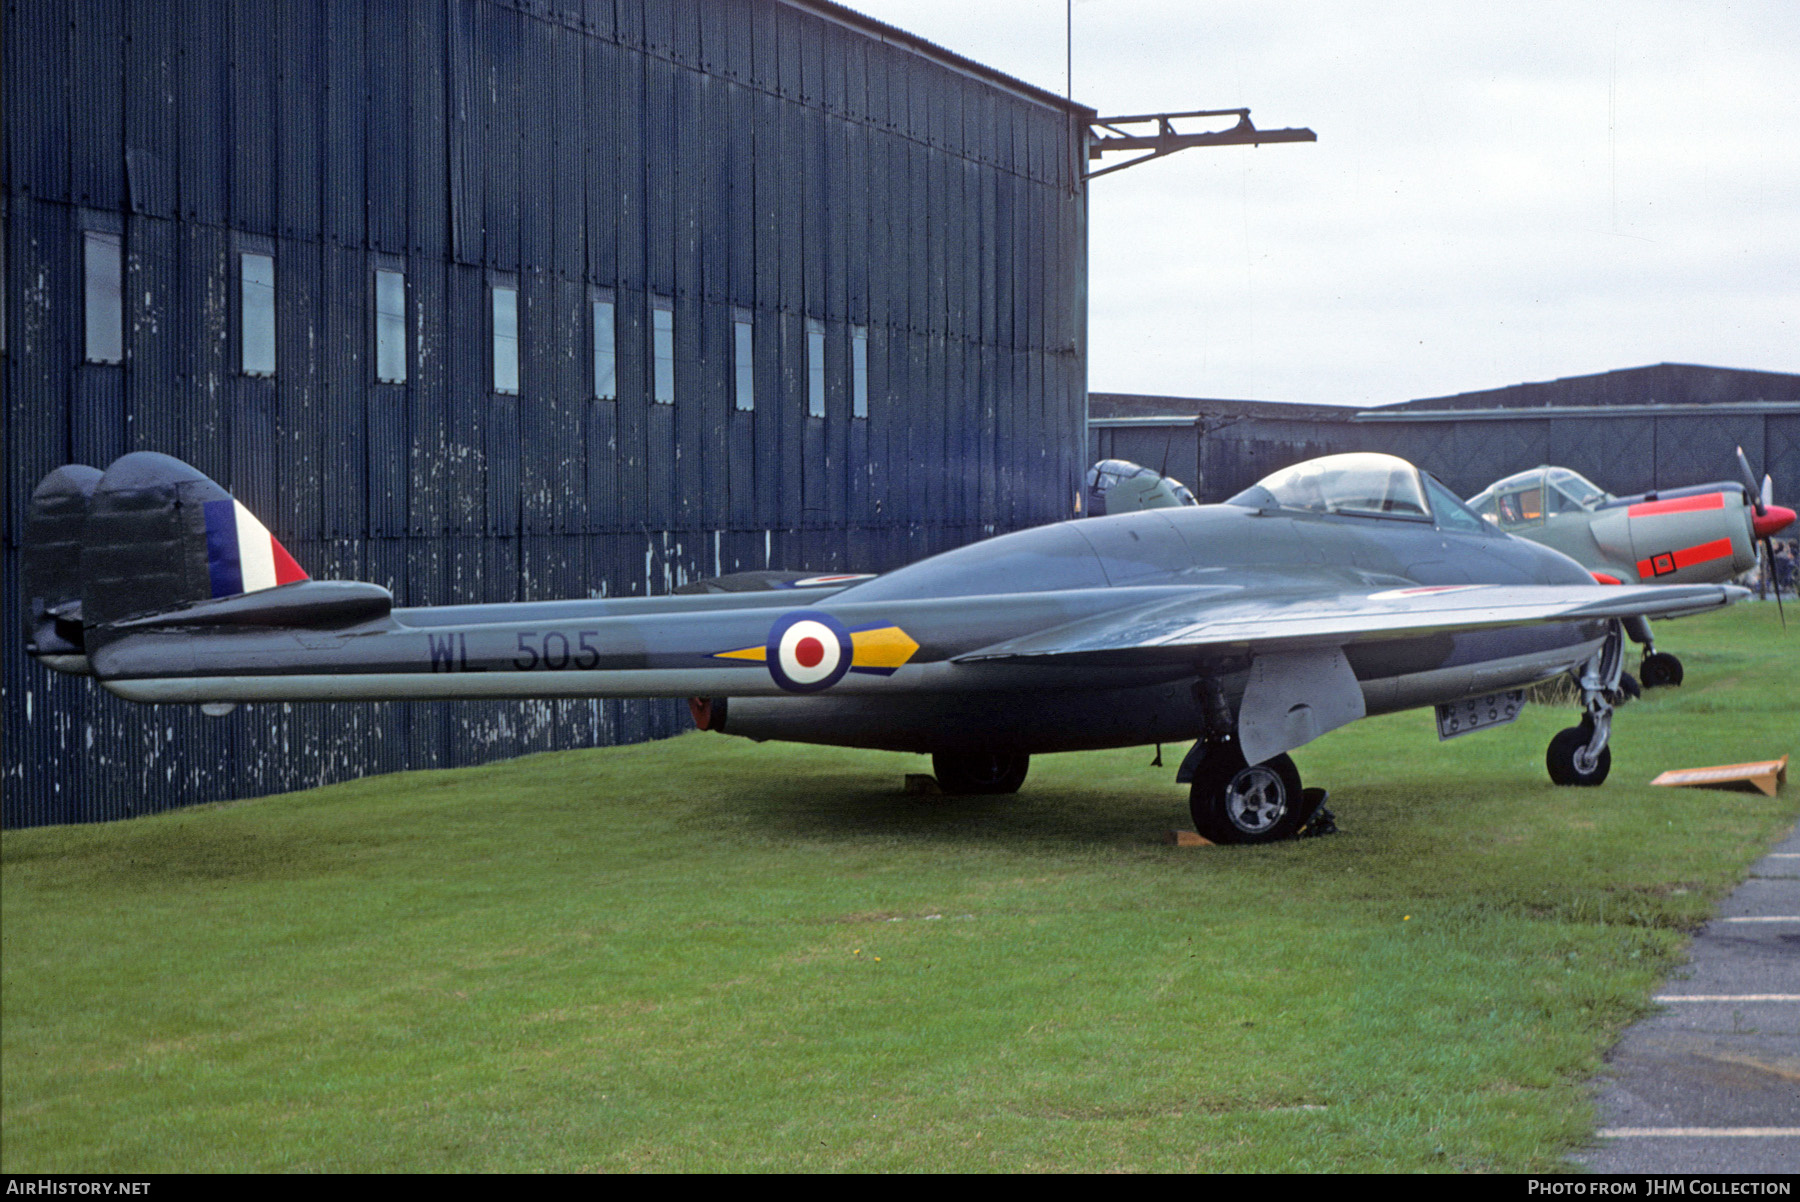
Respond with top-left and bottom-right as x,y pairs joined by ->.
24,451 -> 1744,844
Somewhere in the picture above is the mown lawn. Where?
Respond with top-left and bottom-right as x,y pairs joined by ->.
2,604 -> 1793,1172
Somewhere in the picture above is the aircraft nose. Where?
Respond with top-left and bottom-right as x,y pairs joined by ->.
1752,504 -> 1796,539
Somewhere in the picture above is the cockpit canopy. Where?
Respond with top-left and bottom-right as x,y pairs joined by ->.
1228,452 -> 1490,533
1466,466 -> 1614,530
1230,453 -> 1429,519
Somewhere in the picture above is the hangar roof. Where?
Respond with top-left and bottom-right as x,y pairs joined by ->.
1381,363 -> 1800,413
799,0 -> 1096,117
1091,364 -> 1800,426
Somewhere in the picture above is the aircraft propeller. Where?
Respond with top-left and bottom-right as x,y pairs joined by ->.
1736,446 -> 1794,627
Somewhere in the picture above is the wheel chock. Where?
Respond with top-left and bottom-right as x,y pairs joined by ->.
1650,755 -> 1788,797
1164,830 -> 1214,847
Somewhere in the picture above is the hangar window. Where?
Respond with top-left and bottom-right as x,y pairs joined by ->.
733,309 -> 754,411
374,269 -> 405,384
239,253 -> 276,377
652,298 -> 675,405
84,231 -> 124,364
851,325 -> 869,419
807,318 -> 826,417
593,294 -> 616,400
492,284 -> 519,395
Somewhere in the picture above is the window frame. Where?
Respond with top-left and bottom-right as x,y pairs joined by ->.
851,324 -> 869,419
491,280 -> 520,396
373,267 -> 407,385
732,307 -> 755,412
806,317 -> 826,418
651,296 -> 675,406
592,289 -> 617,401
83,230 -> 124,366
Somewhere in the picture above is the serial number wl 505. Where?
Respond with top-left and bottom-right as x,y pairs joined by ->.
1436,688 -> 1526,741
425,630 -> 607,672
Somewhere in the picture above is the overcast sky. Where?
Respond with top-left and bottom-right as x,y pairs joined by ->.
838,0 -> 1800,406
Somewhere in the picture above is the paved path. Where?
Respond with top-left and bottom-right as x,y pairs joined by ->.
1577,820 -> 1800,1173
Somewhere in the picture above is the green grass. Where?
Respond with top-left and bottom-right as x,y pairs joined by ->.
3,605 -> 1794,1172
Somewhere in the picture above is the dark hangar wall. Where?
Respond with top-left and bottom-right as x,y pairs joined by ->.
2,0 -> 1091,827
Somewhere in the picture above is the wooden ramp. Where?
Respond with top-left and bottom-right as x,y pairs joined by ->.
1650,755 -> 1789,797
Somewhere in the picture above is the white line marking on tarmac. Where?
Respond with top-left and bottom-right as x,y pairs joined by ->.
1768,853 -> 1800,859
1599,1128 -> 1800,1138
1720,916 -> 1800,923
1652,994 -> 1800,1002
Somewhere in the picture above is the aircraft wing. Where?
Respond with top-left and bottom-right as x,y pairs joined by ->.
954,581 -> 1745,666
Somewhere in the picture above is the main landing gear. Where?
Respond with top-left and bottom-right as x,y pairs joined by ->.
1181,742 -> 1332,845
931,751 -> 1030,795
1546,621 -> 1628,787
1638,650 -> 1683,689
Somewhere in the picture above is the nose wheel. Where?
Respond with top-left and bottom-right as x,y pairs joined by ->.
1547,621 -> 1626,787
1547,716 -> 1611,786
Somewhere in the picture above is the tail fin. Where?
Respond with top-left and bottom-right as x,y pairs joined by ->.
78,452 -> 309,628
21,464 -> 105,669
23,453 -> 313,673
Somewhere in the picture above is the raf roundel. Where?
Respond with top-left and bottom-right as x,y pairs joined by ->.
766,610 -> 854,693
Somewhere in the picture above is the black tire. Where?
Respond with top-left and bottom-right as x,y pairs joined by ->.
931,751 -> 1029,795
1189,748 -> 1306,844
1546,723 -> 1611,786
1639,651 -> 1684,689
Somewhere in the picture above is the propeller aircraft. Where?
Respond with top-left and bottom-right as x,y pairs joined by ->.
1466,451 -> 1794,686
24,450 -> 1744,844
1084,458 -> 1199,516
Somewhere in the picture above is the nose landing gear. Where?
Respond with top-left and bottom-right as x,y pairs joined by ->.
1546,622 -> 1628,787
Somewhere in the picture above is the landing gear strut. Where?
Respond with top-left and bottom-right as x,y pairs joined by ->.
1546,622 -> 1627,786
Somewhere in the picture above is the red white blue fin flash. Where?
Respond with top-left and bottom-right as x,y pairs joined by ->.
204,498 -> 309,598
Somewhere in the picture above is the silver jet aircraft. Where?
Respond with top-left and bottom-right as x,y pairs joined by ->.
24,451 -> 1743,844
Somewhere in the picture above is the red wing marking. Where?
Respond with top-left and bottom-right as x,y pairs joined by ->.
1368,585 -> 1485,600
1628,493 -> 1724,518
1636,538 -> 1733,578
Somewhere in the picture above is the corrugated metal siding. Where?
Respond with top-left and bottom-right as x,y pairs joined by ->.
4,0 -> 1089,827
1091,403 -> 1795,510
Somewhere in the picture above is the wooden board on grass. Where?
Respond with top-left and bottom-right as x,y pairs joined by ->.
1650,755 -> 1789,797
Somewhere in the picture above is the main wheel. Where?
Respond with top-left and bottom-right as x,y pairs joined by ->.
1189,748 -> 1306,844
1546,723 -> 1611,786
931,751 -> 1029,795
1639,651 -> 1683,689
